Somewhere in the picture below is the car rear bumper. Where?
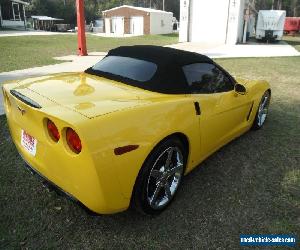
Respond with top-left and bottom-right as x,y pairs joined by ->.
13,136 -> 129,214
21,157 -> 102,215
21,154 -> 77,201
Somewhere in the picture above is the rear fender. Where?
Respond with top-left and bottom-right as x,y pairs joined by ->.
83,98 -> 200,200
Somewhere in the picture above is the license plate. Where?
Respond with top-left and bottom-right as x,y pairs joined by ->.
21,130 -> 37,156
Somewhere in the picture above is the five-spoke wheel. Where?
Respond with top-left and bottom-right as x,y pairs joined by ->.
147,146 -> 184,210
132,137 -> 186,214
252,91 -> 271,130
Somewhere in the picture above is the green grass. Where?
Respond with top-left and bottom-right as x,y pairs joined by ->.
283,34 -> 300,52
0,33 -> 178,73
0,55 -> 299,248
0,33 -> 298,74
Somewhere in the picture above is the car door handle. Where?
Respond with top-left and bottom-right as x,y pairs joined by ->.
194,102 -> 201,116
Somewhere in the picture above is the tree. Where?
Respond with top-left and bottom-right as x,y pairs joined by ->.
255,0 -> 300,16
26,0 -> 76,24
25,0 -> 179,25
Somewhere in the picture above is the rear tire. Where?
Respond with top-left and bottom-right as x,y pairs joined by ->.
132,137 -> 186,215
252,90 -> 271,130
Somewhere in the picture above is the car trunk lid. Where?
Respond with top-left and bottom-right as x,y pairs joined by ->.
13,72 -> 165,119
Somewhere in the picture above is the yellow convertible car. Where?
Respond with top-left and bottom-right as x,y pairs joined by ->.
2,46 -> 271,215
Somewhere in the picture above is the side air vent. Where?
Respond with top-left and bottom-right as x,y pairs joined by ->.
10,90 -> 42,109
247,102 -> 254,121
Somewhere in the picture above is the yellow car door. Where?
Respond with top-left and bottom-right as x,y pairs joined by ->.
213,89 -> 252,143
196,90 -> 251,159
183,62 -> 252,160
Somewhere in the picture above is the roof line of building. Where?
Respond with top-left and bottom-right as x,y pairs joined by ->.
11,0 -> 29,6
102,5 -> 172,14
31,16 -> 63,21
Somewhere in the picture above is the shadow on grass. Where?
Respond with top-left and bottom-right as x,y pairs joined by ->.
160,33 -> 179,38
284,40 -> 300,47
0,100 -> 299,249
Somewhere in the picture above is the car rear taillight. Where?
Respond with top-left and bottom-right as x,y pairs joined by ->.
47,119 -> 60,142
66,128 -> 82,154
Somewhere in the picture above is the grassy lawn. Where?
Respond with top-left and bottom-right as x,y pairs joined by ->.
0,54 -> 299,248
0,33 -> 178,73
283,34 -> 300,52
0,33 -> 298,74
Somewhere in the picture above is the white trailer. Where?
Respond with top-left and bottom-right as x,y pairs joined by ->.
256,10 -> 286,42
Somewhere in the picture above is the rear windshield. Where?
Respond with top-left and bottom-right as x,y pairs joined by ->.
90,56 -> 157,82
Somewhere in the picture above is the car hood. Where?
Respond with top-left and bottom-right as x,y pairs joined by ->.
13,72 -> 167,119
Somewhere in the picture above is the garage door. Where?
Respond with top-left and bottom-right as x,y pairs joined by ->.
105,18 -> 110,33
130,16 -> 144,35
112,17 -> 124,35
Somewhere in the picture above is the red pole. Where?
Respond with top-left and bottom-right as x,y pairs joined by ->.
76,0 -> 87,56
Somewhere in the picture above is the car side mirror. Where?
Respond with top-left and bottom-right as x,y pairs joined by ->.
234,83 -> 246,95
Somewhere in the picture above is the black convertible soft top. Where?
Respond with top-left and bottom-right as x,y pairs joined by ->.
85,45 -> 215,94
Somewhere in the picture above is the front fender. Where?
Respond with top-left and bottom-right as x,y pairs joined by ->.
237,78 -> 271,122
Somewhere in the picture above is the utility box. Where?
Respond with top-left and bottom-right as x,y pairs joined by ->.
179,0 -> 246,45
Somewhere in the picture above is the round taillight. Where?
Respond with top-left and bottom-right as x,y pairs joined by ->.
47,119 -> 60,142
66,128 -> 82,154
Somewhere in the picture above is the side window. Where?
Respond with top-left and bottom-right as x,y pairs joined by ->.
182,63 -> 234,94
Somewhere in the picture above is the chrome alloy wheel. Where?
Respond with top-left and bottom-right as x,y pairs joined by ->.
147,146 -> 184,210
257,92 -> 270,127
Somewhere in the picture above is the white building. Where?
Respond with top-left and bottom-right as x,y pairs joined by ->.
102,5 -> 173,36
179,0 -> 248,45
